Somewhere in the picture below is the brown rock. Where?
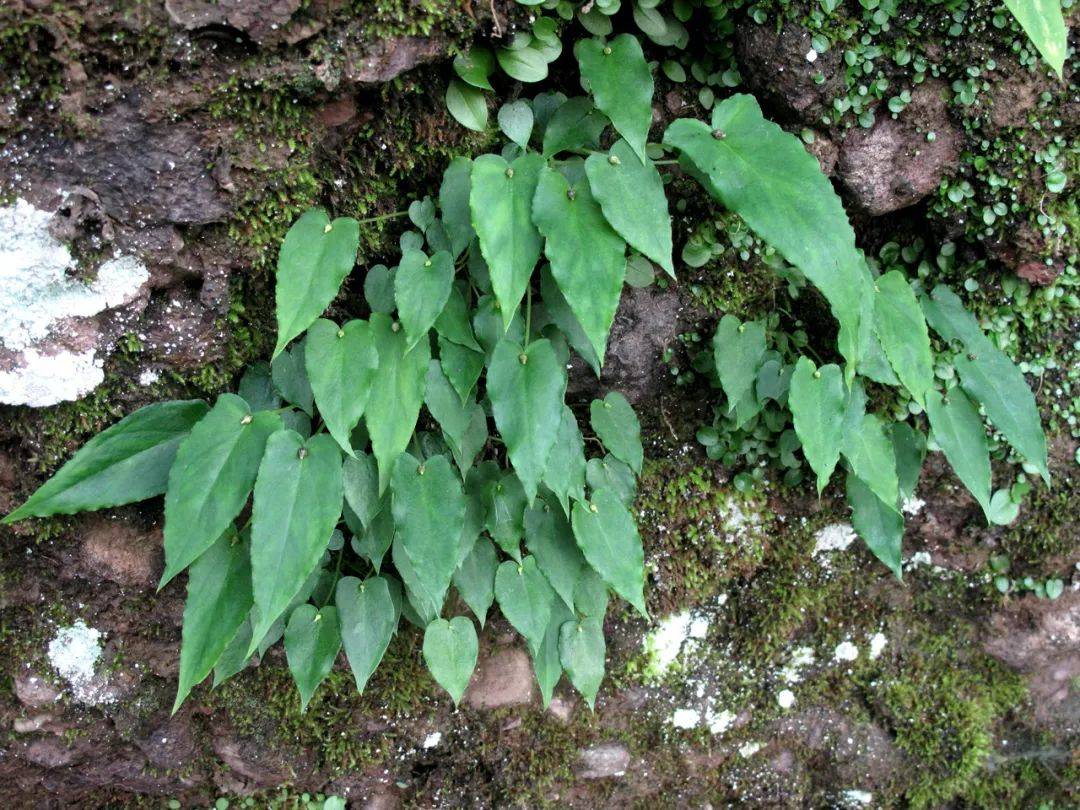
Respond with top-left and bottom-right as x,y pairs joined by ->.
345,37 -> 447,84
318,96 -> 358,127
79,516 -> 162,588
164,0 -> 303,45
576,743 -> 630,779
464,647 -> 535,709
1016,260 -> 1062,286
837,81 -> 961,215
14,673 -> 61,708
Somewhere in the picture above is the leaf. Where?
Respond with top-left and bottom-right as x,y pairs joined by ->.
352,506 -> 393,571
525,498 -> 586,610
496,46 -> 549,83
498,100 -> 534,148
453,535 -> 498,626
423,616 -> 478,706
559,616 -> 605,710
534,599 -> 574,707
424,360 -> 477,457
435,285 -> 482,351
440,158 -> 475,258
470,153 -> 546,330
274,209 -> 359,357
487,339 -> 567,502
1004,0 -> 1068,77
336,576 -> 397,694
248,432 -> 343,650
305,319 -> 378,455
391,453 -> 465,615
160,395 -> 280,587
541,404 -> 587,517
395,249 -> 455,351
533,166 -> 626,362
846,470 -> 903,579
788,358 -> 846,493
890,422 -> 926,502
925,388 -> 993,520
572,489 -> 647,617
485,470 -> 528,558
454,47 -> 495,90
446,79 -> 488,131
284,604 -> 342,711
584,140 -> 674,276
873,270 -> 934,405
590,391 -> 643,474
271,343 -> 314,416
585,455 -> 637,507
575,34 -> 653,162
713,316 -> 766,412
664,95 -> 870,366
574,567 -> 610,619
173,530 -> 252,712
438,337 -> 485,403
542,97 -> 610,157
342,452 -> 381,531
5,400 -> 208,523
238,364 -> 280,411
538,265 -> 601,375
364,264 -> 396,313
392,535 -> 442,625
921,285 -> 1049,484
840,413 -> 899,511
495,556 -> 556,657
366,313 -> 431,492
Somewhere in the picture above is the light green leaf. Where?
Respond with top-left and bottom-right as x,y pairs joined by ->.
788,358 -> 846,493
713,315 -> 766,411
841,413 -> 899,511
305,319 -> 378,455
342,452 -> 380,531
572,489 -> 647,617
396,249 -> 455,351
366,313 -> 430,492
440,158 -> 475,258
846,470 -> 903,579
454,535 -> 498,626
423,616 -> 478,705
435,285 -> 482,351
925,388 -> 993,520
249,432 -> 343,650
542,97 -> 610,157
498,100 -> 534,148
1004,0 -> 1068,77
590,391 -> 643,474
664,95 -> 870,367
525,497 -> 586,610
160,395 -> 280,587
470,153 -> 546,330
534,599 -> 574,707
446,79 -> 488,131
336,575 -> 397,693
284,604 -> 342,711
495,556 -> 556,657
575,34 -> 653,162
439,336 -> 485,403
873,270 -> 934,405
559,616 -> 605,710
173,529 -> 252,712
5,400 -> 208,523
538,265 -> 601,375
487,339 -> 567,502
541,404 -> 587,517
922,285 -> 1049,485
391,453 -> 464,614
274,209 -> 359,357
496,45 -> 550,82
584,140 -> 673,276
454,47 -> 495,90
533,167 -> 626,361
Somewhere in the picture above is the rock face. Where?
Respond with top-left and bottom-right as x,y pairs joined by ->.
576,743 -> 630,779
837,81 -> 961,215
463,646 -> 535,709
79,516 -> 163,589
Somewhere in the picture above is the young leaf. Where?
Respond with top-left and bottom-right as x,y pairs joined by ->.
160,395 -> 280,587
4,400 -> 208,523
538,265 -> 602,375
846,470 -> 904,579
495,556 -> 556,657
395,249 -> 455,351
841,413 -> 899,511
336,576 -> 397,693
664,95 -> 870,367
542,404 -> 588,517
532,166 -> 627,362
391,453 -> 465,614
1004,0 -> 1067,77
542,97 -> 610,157
440,157 -> 475,258
572,489 -> 647,617
873,270 -> 934,406
584,140 -> 674,276
271,343 -> 314,416
534,599 -> 574,707
274,209 -> 359,357
435,285 -> 482,351
453,47 -> 495,90
713,316 -> 766,411
585,455 -> 637,507
453,535 -> 498,626
925,388 -> 993,520
248,432 -> 343,650
470,152 -> 546,330
590,391 -> 643,474
525,498 -> 586,610
439,337 -> 485,403
498,100 -> 534,148
423,616 -> 478,706
921,285 -> 1049,484
559,616 -> 605,710
574,34 -> 653,163
284,604 -> 342,711
788,358 -> 845,493
305,319 -> 379,455
487,339 -> 567,502
342,452 -> 381,531
446,79 -> 488,132
366,313 -> 430,492
173,529 -> 252,712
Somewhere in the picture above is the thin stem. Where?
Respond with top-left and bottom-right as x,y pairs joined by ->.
525,286 -> 533,341
319,550 -> 344,610
355,210 -> 410,225
653,159 -> 680,166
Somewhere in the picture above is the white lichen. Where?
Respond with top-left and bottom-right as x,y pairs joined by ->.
833,641 -> 859,663
422,732 -> 442,749
805,49 -> 818,63
705,708 -> 735,735
643,611 -> 704,679
0,348 -> 104,407
901,496 -> 925,516
839,789 -> 873,806
46,620 -> 112,705
777,689 -> 796,710
813,523 -> 857,556
671,708 -> 701,729
738,741 -> 763,758
779,646 -> 816,684
868,632 -> 888,660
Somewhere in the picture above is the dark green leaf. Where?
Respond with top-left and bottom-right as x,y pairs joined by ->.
305,319 -> 378,455
342,452 -> 381,531
454,47 -> 496,90
925,388 -> 992,519
542,404 -> 587,517
572,489 -> 647,616
534,599 -> 574,707
525,498 -> 586,610
559,616 -> 605,710
284,605 -> 341,711
336,576 -> 397,693
238,364 -> 280,411
396,250 -> 455,351
590,391 -> 643,473
542,97 -> 610,157
495,556 -> 556,657
439,337 -> 485,403
575,34 -> 653,162
713,315 -> 766,411
585,455 -> 636,507
846,470 -> 903,579
574,567 -> 610,619
435,285 -> 482,351
272,343 -> 313,416
454,535 -> 498,626
486,470 -> 528,558
538,265 -> 601,375
873,270 -> 934,405
352,506 -> 393,572
440,158 -> 475,258
364,264 -> 396,313
423,616 -> 478,706
890,422 -> 926,502
841,413 -> 899,511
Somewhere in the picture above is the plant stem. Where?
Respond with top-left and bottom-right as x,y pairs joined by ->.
525,286 -> 533,341
356,210 -> 410,225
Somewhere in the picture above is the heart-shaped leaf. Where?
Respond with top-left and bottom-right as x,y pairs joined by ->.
284,604 -> 342,711
572,489 -> 647,617
495,556 -> 556,657
541,405 -> 587,518
559,616 -> 605,710
336,576 -> 397,693
305,319 -> 378,455
590,391 -> 642,474
395,249 -> 455,351
423,616 -> 478,705
789,358 -> 846,494
575,34 -> 653,163
453,535 -> 498,626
